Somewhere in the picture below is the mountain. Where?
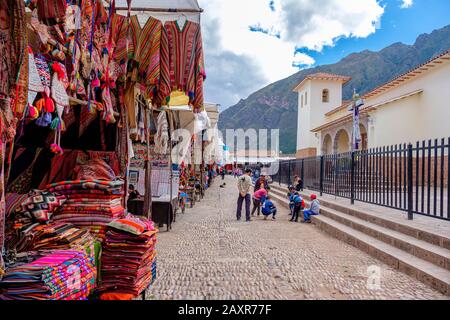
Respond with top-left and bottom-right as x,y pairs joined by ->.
218,25 -> 450,154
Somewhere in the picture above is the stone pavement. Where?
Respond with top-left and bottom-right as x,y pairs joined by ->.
146,176 -> 448,300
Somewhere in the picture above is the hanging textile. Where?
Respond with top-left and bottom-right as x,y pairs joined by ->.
36,0 -> 68,21
154,111 -> 169,155
0,0 -> 27,270
134,16 -> 163,97
162,20 -> 206,110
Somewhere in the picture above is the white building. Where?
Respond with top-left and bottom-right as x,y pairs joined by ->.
294,50 -> 450,158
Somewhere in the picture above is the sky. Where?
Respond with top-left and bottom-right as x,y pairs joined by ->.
197,0 -> 450,111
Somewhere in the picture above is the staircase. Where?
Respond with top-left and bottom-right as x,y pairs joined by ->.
269,183 -> 450,296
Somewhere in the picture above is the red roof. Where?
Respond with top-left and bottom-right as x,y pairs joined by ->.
293,73 -> 351,92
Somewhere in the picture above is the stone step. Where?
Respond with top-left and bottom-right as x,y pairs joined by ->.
298,191 -> 450,250
269,187 -> 450,295
312,215 -> 450,296
270,187 -> 288,199
270,192 -> 290,210
318,206 -> 450,271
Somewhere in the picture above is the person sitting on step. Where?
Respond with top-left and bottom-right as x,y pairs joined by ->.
261,195 -> 277,220
302,194 -> 320,224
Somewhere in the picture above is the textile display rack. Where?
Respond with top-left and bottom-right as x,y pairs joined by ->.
0,0 -> 205,300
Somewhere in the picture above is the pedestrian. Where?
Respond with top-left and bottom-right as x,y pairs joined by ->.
290,192 -> 304,223
251,188 -> 268,217
208,168 -> 213,185
128,184 -> 140,200
261,195 -> 277,220
254,175 -> 269,192
294,175 -> 303,192
221,167 -> 226,180
302,194 -> 320,223
287,185 -> 296,216
236,169 -> 253,222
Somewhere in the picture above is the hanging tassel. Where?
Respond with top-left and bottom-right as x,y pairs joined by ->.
51,62 -> 65,80
28,105 -> 39,120
35,98 -> 45,112
50,143 -> 64,156
45,97 -> 55,113
36,112 -> 52,127
50,116 -> 60,131
92,77 -> 100,88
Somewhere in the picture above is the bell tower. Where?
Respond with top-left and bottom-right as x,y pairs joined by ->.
294,73 -> 351,159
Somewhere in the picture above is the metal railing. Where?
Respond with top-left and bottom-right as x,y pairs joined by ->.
273,137 -> 450,221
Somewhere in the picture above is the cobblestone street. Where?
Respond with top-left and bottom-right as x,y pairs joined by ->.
146,176 -> 448,300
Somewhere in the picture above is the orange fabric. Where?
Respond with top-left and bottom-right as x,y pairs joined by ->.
100,293 -> 136,300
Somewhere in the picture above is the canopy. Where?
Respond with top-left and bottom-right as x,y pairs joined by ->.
115,0 -> 202,23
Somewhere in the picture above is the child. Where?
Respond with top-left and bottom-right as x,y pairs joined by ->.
302,194 -> 320,223
290,192 -> 304,223
261,196 -> 277,220
287,185 -> 296,216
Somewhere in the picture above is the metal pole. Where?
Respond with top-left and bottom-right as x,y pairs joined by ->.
288,160 -> 292,186
320,156 -> 324,196
301,159 -> 305,191
201,130 -> 205,198
407,143 -> 414,220
143,104 -> 153,220
351,151 -> 355,205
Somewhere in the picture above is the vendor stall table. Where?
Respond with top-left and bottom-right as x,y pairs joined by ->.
128,196 -> 178,232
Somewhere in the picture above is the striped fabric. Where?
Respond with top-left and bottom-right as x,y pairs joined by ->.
128,15 -> 140,63
135,17 -> 163,94
37,0 -> 67,20
155,27 -> 171,107
111,14 -> 129,65
163,20 -> 206,109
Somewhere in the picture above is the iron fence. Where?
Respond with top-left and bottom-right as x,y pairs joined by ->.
272,137 -> 450,221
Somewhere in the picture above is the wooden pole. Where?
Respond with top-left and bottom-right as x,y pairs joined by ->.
143,105 -> 153,220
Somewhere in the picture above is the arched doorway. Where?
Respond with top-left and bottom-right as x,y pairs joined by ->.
360,124 -> 368,151
322,134 -> 333,155
335,129 -> 350,154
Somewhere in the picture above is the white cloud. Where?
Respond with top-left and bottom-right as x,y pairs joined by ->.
400,0 -> 413,8
198,0 -> 385,108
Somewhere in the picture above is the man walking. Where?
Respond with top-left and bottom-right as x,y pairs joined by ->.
236,169 -> 253,222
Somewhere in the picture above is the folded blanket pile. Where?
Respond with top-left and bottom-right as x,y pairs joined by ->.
0,250 -> 96,300
45,180 -> 126,241
99,215 -> 158,297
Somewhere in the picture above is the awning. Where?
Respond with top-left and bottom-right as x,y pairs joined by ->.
115,0 -> 202,23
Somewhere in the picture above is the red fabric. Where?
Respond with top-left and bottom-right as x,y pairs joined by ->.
100,293 -> 135,300
74,158 -> 116,181
37,0 -> 67,20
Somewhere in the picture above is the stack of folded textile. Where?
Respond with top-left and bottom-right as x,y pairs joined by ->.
10,222 -> 96,253
45,180 -> 125,240
100,216 -> 158,297
0,250 -> 96,300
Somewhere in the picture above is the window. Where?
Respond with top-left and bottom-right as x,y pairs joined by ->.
301,94 -> 304,108
322,89 -> 329,103
305,92 -> 308,105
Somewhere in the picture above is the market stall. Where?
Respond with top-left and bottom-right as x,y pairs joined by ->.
0,0 -> 205,300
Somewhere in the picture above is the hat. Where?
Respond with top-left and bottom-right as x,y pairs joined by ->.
310,194 -> 317,200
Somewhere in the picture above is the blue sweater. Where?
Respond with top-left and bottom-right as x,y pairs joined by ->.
262,200 -> 275,215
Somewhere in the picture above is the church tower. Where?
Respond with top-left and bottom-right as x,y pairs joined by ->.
294,73 -> 351,158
